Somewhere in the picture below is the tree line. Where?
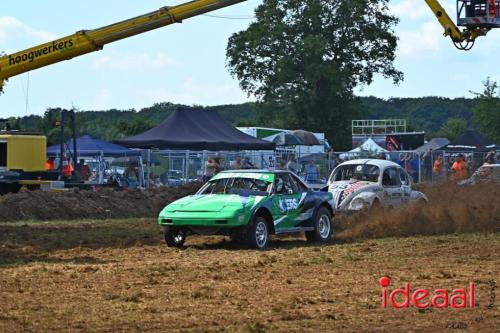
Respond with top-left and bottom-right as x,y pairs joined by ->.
2,95 -> 496,149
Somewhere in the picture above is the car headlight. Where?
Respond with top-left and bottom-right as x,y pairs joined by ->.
349,197 -> 368,211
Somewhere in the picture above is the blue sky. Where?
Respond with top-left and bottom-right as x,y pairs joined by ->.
1,0 -> 499,117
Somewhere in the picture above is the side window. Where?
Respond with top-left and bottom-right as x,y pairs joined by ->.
382,168 -> 400,187
282,174 -> 296,194
289,174 -> 309,193
274,175 -> 287,194
274,174 -> 297,195
399,168 -> 409,186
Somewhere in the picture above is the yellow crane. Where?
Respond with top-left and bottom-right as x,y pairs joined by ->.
426,0 -> 500,50
0,0 -> 246,92
0,0 -> 499,92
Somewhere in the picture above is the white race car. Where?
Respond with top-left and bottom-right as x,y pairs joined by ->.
327,159 -> 427,212
459,164 -> 500,185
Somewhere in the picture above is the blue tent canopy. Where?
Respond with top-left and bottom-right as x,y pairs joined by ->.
47,135 -> 141,157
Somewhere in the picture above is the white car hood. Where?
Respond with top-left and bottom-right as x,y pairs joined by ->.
329,180 -> 378,209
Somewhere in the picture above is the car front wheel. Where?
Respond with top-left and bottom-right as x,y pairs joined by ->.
164,227 -> 187,248
247,216 -> 270,250
306,207 -> 332,243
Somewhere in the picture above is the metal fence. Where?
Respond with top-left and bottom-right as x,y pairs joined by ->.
142,149 -> 500,187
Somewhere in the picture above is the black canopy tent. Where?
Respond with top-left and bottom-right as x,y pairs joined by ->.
115,108 -> 275,151
441,129 -> 497,152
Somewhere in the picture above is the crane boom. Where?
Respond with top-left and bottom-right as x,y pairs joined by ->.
0,0 -> 498,93
0,0 -> 246,91
425,0 -> 490,50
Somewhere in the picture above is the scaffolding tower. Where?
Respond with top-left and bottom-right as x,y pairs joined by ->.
352,120 -> 407,136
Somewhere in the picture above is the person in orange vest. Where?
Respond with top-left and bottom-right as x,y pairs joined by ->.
45,157 -> 56,170
432,154 -> 444,180
61,154 -> 74,179
451,154 -> 468,180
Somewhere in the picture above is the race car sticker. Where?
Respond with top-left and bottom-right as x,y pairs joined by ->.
298,192 -> 307,206
278,198 -> 298,213
338,182 -> 369,205
250,196 -> 266,209
273,215 -> 287,226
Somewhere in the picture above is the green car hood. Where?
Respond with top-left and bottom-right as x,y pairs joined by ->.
165,194 -> 257,213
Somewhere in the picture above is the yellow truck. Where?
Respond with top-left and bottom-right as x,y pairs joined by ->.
0,132 -> 59,194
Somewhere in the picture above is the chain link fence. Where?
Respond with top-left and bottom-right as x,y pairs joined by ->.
142,149 -> 500,187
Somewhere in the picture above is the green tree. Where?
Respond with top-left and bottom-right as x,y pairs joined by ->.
471,77 -> 500,143
226,0 -> 402,149
436,117 -> 468,140
116,118 -> 154,138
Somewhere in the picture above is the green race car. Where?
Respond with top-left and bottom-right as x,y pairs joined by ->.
158,170 -> 335,249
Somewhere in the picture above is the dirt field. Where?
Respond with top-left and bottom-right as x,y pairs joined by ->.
0,219 -> 498,333
0,183 -> 201,222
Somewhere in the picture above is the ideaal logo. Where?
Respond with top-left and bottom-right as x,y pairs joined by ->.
379,276 -> 474,309
378,276 -> 496,330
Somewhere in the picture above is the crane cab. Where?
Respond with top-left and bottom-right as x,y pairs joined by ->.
457,0 -> 500,28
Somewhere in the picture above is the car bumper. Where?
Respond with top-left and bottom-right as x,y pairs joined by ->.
158,211 -> 248,228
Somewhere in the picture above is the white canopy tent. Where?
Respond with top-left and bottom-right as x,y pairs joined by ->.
349,138 -> 388,153
340,138 -> 389,160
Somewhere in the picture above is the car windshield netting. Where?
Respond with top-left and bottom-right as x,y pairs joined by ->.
199,177 -> 271,195
330,164 -> 380,183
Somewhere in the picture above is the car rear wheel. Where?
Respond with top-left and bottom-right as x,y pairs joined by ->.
164,227 -> 187,248
247,216 -> 269,250
306,207 -> 332,243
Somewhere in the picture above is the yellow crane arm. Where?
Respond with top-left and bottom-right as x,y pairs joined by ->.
425,0 -> 465,41
0,0 -> 246,91
425,0 -> 489,50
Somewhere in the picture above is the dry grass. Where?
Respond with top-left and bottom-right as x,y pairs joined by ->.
0,219 -> 498,332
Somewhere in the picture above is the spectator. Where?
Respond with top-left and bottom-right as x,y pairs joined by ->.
233,157 -> 243,170
305,160 -> 319,183
213,155 -> 223,173
203,157 -> 218,182
241,156 -> 255,169
78,159 -> 92,182
267,156 -> 275,169
410,154 -> 419,182
432,155 -> 444,180
286,155 -> 298,174
61,154 -> 74,180
278,158 -> 287,170
451,154 -> 468,180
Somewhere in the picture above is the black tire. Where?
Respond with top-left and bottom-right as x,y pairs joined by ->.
247,216 -> 270,250
306,207 -> 333,243
164,227 -> 187,248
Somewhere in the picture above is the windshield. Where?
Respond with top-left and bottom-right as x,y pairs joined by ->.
329,164 -> 380,183
197,177 -> 272,196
